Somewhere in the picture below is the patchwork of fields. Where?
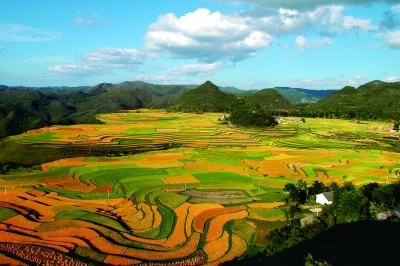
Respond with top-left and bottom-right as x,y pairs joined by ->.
1,109 -> 399,265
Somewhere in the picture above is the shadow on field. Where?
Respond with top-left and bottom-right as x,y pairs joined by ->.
227,221 -> 400,266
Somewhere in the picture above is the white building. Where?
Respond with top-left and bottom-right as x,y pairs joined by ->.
316,191 -> 334,205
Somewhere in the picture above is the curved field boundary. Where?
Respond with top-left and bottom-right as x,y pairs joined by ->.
203,231 -> 230,262
162,202 -> 191,248
124,232 -> 201,261
207,233 -> 248,266
205,210 -> 248,242
194,205 -> 247,233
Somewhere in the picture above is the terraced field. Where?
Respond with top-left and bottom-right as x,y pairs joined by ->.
1,110 -> 399,265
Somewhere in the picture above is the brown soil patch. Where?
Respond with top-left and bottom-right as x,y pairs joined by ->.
95,184 -> 114,193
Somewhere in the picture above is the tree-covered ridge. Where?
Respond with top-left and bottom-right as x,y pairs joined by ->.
246,88 -> 293,110
167,81 -> 237,112
304,80 -> 400,120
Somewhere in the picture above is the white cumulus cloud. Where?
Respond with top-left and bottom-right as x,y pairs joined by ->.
143,6 -> 378,63
384,76 -> 399,82
48,48 -> 158,75
379,30 -> 400,49
168,62 -> 225,76
143,8 -> 273,63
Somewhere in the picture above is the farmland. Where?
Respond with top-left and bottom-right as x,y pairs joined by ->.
1,109 -> 400,265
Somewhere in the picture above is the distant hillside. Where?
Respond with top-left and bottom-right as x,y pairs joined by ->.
167,81 -> 237,112
217,86 -> 334,103
247,89 -> 293,110
274,87 -> 336,104
309,80 -> 400,120
147,89 -> 188,109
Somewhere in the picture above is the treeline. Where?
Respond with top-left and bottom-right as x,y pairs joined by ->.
225,180 -> 400,265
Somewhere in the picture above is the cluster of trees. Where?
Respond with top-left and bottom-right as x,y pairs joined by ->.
226,180 -> 400,265
229,103 -> 278,128
286,107 -> 378,121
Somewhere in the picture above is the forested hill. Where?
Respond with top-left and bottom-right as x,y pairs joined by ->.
307,80 -> 400,120
0,81 -> 184,139
166,81 -> 237,112
247,89 -> 293,110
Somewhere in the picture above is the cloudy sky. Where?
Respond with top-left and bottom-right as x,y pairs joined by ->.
0,0 -> 399,90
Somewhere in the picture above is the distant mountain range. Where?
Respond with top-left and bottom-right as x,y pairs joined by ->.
1,79 -> 399,139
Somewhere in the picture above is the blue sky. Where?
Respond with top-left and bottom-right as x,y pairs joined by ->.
0,0 -> 399,90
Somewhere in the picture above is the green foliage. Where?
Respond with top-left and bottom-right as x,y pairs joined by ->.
157,192 -> 189,209
247,89 -> 293,110
304,253 -> 331,266
156,205 -> 175,239
229,102 -> 278,128
0,207 -> 18,221
167,81 -> 237,112
292,80 -> 400,120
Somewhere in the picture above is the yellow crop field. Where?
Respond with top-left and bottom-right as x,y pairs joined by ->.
162,202 -> 191,248
162,174 -> 200,184
203,231 -> 230,262
247,202 -> 285,208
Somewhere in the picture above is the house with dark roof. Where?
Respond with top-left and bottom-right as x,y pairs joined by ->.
316,191 -> 334,205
